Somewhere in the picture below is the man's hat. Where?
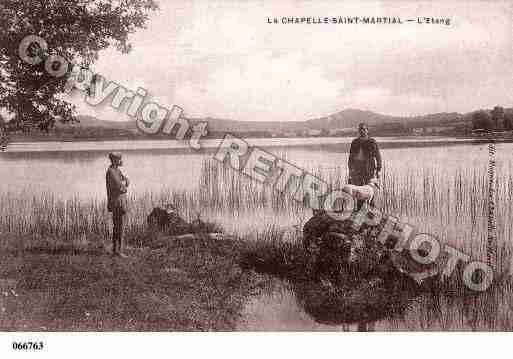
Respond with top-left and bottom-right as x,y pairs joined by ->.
108,152 -> 122,161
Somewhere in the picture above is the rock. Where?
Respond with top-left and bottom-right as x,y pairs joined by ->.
144,206 -> 225,249
302,210 -> 438,287
147,205 -> 192,235
147,205 -> 223,236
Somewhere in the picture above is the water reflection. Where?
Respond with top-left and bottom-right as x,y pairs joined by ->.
292,280 -> 418,326
238,277 -> 421,331
238,276 -> 511,331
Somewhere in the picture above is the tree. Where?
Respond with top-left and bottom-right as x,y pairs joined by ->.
0,0 -> 158,132
490,106 -> 504,130
472,110 -> 493,131
503,112 -> 513,130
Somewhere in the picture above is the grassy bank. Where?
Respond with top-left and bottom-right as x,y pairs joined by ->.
0,232 -> 270,331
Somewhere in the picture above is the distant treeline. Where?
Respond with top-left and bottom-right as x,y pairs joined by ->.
7,107 -> 513,142
471,106 -> 513,131
7,124 -> 472,142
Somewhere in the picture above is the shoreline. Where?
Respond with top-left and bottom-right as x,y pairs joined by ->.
6,134 -> 491,143
3,136 -> 509,154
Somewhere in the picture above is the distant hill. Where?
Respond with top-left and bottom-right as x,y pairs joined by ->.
66,107 -> 510,135
190,109 -> 468,133
306,109 -> 400,129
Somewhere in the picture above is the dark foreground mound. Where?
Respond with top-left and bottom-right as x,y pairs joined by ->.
242,210 -> 440,325
147,206 -> 222,236
302,210 -> 438,287
293,277 -> 419,325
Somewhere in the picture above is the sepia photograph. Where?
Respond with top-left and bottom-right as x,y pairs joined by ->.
0,0 -> 512,356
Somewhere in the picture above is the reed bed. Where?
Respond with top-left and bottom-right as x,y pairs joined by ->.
1,158 -> 512,273
0,156 -> 512,329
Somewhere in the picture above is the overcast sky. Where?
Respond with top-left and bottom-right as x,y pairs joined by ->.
70,0 -> 513,122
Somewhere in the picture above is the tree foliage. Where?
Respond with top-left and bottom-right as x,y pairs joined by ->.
490,106 -> 504,129
472,110 -> 493,131
503,112 -> 513,130
0,0 -> 158,132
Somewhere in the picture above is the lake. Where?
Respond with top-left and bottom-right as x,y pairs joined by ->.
1,136 -> 513,331
0,136 -> 510,201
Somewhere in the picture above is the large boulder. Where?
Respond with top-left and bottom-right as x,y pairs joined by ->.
147,205 -> 223,236
147,206 -> 192,235
302,210 -> 438,287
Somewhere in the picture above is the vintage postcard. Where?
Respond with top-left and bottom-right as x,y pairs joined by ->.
0,0 -> 512,356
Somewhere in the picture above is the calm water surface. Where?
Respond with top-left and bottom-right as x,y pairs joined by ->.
236,277 -> 506,331
0,137 -> 511,201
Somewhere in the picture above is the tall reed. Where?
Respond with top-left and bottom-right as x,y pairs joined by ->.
0,158 -> 511,273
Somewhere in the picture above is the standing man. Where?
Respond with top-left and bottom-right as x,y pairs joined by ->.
106,152 -> 129,257
348,123 -> 382,205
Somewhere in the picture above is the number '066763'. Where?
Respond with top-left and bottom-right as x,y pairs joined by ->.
12,342 -> 44,350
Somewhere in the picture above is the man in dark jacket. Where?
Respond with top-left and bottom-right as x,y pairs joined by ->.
348,123 -> 382,187
106,152 -> 129,257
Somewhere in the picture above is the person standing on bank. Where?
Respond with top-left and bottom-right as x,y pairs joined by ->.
348,123 -> 382,205
106,152 -> 129,257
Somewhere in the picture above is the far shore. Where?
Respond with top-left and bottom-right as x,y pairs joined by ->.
7,133 -> 492,142
3,135 -> 507,154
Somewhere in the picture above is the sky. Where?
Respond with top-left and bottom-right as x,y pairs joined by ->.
69,0 -> 513,122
